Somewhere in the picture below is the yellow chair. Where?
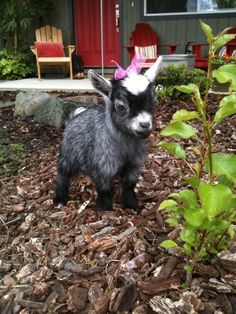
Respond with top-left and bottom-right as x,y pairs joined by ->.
30,25 -> 75,79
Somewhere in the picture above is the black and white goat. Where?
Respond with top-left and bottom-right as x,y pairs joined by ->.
54,57 -> 162,212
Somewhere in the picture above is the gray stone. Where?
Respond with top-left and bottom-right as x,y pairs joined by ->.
34,97 -> 87,128
14,91 -> 50,117
0,100 -> 15,108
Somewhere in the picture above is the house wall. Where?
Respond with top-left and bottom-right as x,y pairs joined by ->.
120,0 -> 236,67
28,0 -> 75,46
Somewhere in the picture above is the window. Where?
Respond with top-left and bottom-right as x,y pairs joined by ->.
144,0 -> 236,16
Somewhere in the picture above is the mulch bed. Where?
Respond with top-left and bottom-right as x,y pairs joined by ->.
0,91 -> 236,313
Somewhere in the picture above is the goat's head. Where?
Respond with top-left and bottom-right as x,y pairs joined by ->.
88,57 -> 162,138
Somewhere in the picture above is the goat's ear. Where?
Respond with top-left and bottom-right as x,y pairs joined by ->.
144,56 -> 163,82
88,70 -> 112,97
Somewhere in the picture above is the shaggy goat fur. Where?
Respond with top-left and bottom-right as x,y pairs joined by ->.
54,58 -> 162,212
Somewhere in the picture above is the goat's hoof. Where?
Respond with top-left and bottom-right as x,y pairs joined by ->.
94,194 -> 113,212
122,198 -> 141,214
94,204 -> 113,212
53,195 -> 69,206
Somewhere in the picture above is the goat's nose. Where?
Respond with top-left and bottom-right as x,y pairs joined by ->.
140,121 -> 150,129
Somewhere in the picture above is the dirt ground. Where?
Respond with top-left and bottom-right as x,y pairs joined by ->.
0,91 -> 236,313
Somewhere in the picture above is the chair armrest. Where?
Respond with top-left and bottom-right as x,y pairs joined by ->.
190,43 -> 209,58
66,45 -> 76,57
30,46 -> 39,58
160,44 -> 179,54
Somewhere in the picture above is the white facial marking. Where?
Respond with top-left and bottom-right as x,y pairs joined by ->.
73,107 -> 87,116
122,74 -> 150,95
130,111 -> 152,132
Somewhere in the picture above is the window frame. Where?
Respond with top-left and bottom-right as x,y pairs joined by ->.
142,0 -> 236,18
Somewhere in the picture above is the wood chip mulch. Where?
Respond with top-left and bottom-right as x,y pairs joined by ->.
0,91 -> 236,313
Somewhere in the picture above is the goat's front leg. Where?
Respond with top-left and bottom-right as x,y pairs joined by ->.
120,165 -> 140,213
54,172 -> 70,205
54,159 -> 71,205
95,179 -> 113,211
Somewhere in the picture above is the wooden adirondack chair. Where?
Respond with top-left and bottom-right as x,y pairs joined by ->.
30,25 -> 75,79
124,22 -> 178,68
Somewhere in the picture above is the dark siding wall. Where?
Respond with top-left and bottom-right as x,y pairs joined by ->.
26,0 -> 74,47
120,0 -> 236,67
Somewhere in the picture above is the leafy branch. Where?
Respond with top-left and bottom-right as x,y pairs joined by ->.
157,21 -> 236,285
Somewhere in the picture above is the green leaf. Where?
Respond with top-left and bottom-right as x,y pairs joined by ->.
159,240 -> 179,249
184,207 -> 205,227
198,183 -> 232,219
161,121 -> 196,139
197,249 -> 208,259
187,146 -> 201,156
184,264 -> 193,272
159,199 -> 178,210
213,34 -> 236,53
200,20 -> 214,42
184,176 -> 200,187
228,225 -> 235,239
157,141 -> 186,159
180,225 -> 197,245
214,94 -> 236,124
172,109 -> 199,122
179,189 -> 198,208
218,175 -> 235,188
183,243 -> 192,254
212,64 -> 236,91
175,83 -> 198,94
166,217 -> 179,226
206,153 -> 236,183
214,219 -> 230,233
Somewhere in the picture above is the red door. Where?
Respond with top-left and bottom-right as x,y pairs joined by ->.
74,0 -> 120,67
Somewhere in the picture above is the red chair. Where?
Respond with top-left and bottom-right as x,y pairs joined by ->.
225,27 -> 236,55
190,43 -> 209,71
190,27 -> 236,71
124,22 -> 178,68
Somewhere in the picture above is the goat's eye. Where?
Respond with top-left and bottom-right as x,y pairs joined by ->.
114,100 -> 128,115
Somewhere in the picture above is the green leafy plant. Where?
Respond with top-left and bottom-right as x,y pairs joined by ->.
155,64 -> 208,101
157,21 -> 236,285
0,141 -> 24,178
0,49 -> 35,80
0,0 -> 54,53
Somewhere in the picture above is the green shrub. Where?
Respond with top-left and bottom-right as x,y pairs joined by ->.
157,21 -> 236,286
0,49 -> 35,80
155,64 -> 208,100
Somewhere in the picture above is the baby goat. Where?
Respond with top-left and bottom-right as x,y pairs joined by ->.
54,57 -> 162,212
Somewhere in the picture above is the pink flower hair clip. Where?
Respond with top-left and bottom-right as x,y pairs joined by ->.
112,55 -> 146,80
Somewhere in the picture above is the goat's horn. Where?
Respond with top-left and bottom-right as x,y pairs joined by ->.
144,56 -> 163,82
